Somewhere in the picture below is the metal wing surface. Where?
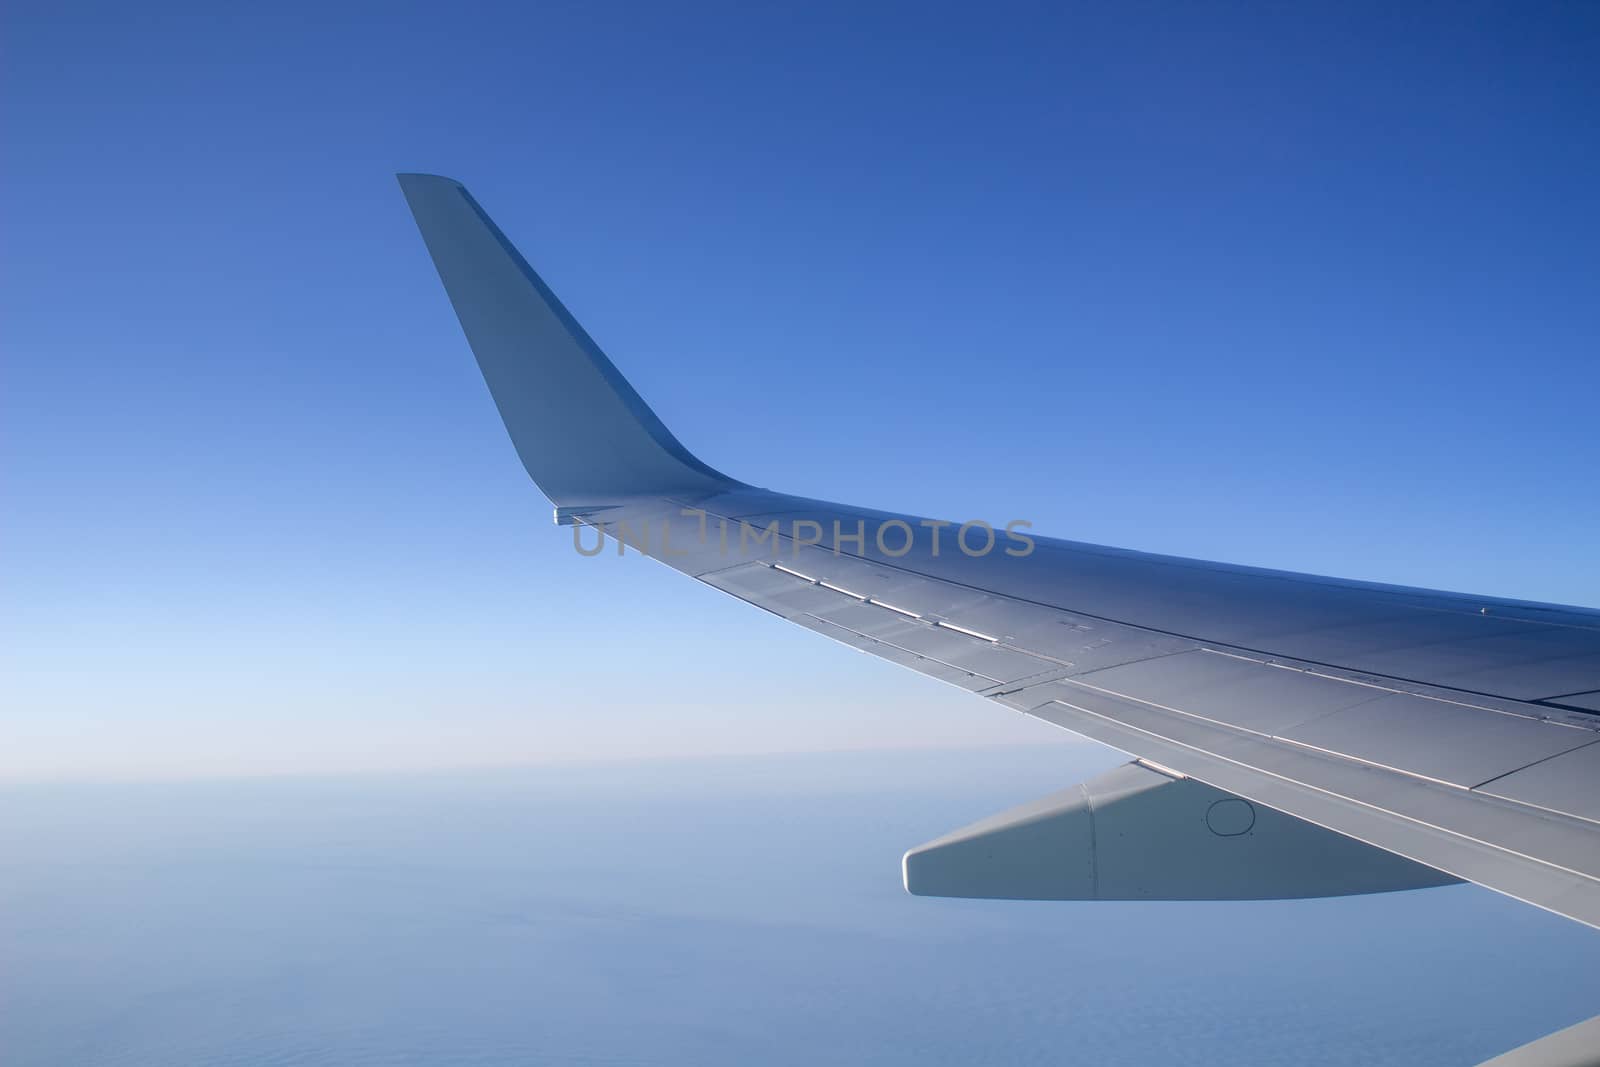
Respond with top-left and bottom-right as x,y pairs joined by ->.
398,172 -> 1600,931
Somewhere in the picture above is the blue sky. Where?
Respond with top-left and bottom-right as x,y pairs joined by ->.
4,2 -> 1598,780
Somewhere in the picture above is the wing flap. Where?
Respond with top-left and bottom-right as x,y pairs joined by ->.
1481,744 -> 1600,824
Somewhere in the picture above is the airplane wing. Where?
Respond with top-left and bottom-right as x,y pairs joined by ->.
398,173 -> 1600,1062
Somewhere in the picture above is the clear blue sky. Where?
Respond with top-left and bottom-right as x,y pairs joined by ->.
4,2 -> 1598,780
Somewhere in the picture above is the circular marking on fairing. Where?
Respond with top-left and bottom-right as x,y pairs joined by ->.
1206,798 -> 1256,837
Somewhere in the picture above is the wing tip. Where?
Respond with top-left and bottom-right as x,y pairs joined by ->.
397,170 -> 742,504
396,172 -> 464,193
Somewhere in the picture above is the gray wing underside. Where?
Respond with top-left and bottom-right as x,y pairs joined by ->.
398,173 -> 1600,931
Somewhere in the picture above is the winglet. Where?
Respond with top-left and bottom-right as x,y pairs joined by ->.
397,174 -> 741,506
